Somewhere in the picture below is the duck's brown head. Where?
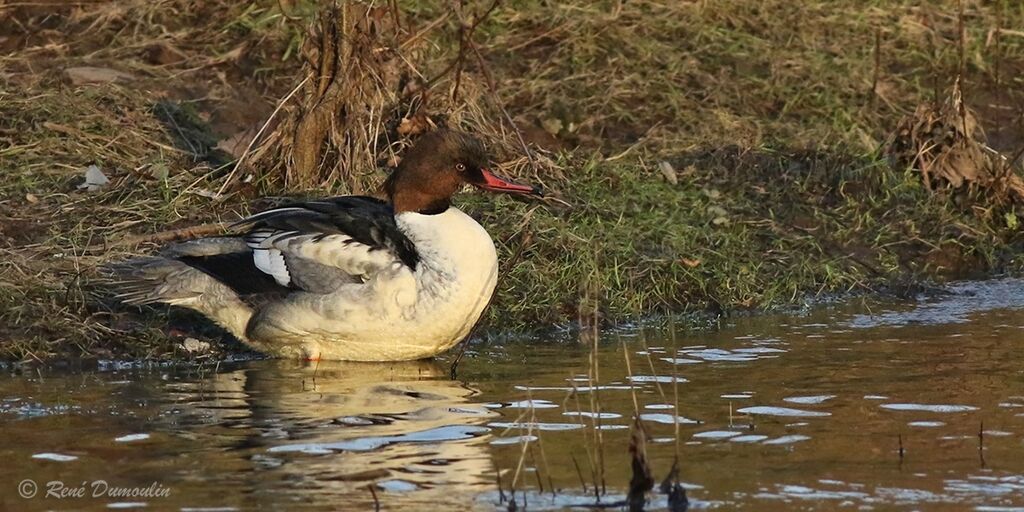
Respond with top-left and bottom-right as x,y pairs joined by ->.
384,130 -> 543,214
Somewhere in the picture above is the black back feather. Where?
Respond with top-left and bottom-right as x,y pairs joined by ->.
178,252 -> 289,296
231,196 -> 420,270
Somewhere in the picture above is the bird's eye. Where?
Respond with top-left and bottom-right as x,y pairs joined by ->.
455,163 -> 466,172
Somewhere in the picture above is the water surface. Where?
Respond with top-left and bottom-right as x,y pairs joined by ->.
3,279 -> 1024,510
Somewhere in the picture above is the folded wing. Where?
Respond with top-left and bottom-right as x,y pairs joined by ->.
231,196 -> 419,292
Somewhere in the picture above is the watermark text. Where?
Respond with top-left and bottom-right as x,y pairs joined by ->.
18,479 -> 171,500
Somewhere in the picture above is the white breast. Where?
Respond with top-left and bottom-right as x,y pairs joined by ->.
396,208 -> 498,348
267,207 -> 499,361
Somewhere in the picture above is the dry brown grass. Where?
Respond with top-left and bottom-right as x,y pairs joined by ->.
480,0 -> 1024,154
887,78 -> 1024,202
239,2 -> 562,195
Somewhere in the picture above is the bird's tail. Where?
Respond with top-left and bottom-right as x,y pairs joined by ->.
104,240 -> 258,342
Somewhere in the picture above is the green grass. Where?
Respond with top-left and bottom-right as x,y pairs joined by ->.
1,0 -> 1023,360
469,146 -> 1022,332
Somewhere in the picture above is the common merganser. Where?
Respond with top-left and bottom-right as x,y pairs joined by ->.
111,130 -> 542,361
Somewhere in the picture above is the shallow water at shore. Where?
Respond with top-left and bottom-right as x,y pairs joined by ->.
3,279 -> 1024,510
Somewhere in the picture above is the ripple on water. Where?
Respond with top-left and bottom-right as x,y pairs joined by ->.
908,421 -> 946,428
268,425 -> 490,454
335,416 -> 378,425
645,404 -> 675,410
783,395 -> 836,404
758,484 -> 869,501
880,403 -> 979,413
490,435 -> 538,445
627,375 -> 689,383
513,385 -> 632,392
945,474 -> 1024,496
503,400 -> 559,409
660,357 -> 703,365
693,430 -> 743,439
32,452 -> 78,462
489,421 -> 583,431
679,348 -> 760,362
737,406 -> 831,418
2,402 -> 79,419
733,347 -> 787,354
114,433 -> 150,442
730,435 -> 769,443
763,435 -> 811,445
848,278 -> 1024,328
639,413 -> 699,425
563,411 -> 622,419
376,480 -> 418,492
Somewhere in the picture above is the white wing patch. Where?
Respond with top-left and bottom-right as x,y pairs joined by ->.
246,229 -> 295,286
252,247 -> 291,286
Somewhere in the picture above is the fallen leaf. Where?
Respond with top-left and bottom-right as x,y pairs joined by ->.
216,127 -> 257,159
149,162 -> 169,180
397,114 -> 431,136
180,338 -> 211,353
64,66 -> 135,85
191,188 -> 224,200
707,205 -> 727,217
658,161 -> 678,185
43,121 -> 94,139
541,117 -> 563,135
77,165 -> 109,192
145,41 -> 188,65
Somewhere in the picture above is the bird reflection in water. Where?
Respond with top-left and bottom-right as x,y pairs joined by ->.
162,359 -> 498,509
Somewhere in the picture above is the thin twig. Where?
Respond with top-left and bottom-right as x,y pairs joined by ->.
216,75 -> 310,197
871,27 -> 881,107
468,39 -> 539,174
368,484 -> 380,511
91,222 -> 229,252
400,11 -> 450,49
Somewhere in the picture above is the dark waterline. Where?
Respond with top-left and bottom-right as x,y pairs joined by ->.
2,279 -> 1024,511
